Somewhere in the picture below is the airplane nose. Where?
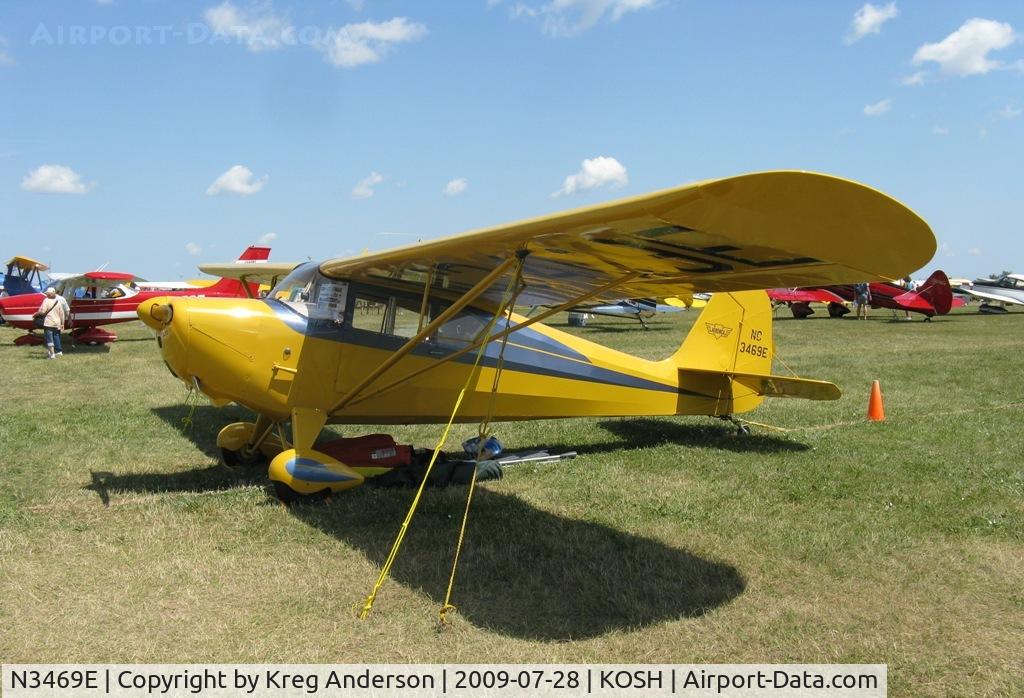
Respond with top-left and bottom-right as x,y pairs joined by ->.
138,297 -> 191,384
138,298 -> 174,330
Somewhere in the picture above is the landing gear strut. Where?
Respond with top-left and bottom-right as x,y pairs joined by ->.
217,415 -> 288,467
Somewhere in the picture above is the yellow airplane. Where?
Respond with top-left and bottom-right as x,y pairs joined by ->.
137,171 -> 934,502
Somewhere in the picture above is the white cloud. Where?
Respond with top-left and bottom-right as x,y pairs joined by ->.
443,178 -> 468,197
258,232 -> 277,244
901,71 -> 927,86
320,17 -> 426,68
863,98 -> 892,117
206,165 -> 268,196
352,171 -> 383,199
21,165 -> 93,194
185,242 -> 203,256
940,242 -> 954,257
553,156 -> 628,197
511,3 -> 539,19
846,3 -> 899,44
204,1 -> 293,53
932,126 -> 949,135
999,104 -> 1022,119
511,0 -> 658,38
912,18 -> 1017,77
0,36 -> 15,67
346,0 -> 365,9
968,247 -> 982,256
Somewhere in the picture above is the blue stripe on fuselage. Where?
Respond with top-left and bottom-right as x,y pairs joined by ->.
263,298 -> 684,395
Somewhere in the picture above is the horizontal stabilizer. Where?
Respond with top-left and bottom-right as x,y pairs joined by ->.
678,367 -> 840,401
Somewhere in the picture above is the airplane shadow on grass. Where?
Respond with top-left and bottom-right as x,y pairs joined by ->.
292,487 -> 746,641
85,408 -> 749,640
542,418 -> 809,456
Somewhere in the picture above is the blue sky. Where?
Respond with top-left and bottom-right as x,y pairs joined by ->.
1,1 -> 1022,281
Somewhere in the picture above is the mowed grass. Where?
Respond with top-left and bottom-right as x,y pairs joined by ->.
1,306 -> 1021,696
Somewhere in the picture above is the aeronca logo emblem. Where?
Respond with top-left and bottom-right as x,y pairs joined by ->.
705,323 -> 733,339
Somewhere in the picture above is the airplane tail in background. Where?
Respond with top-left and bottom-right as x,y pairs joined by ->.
205,245 -> 271,296
667,291 -> 839,416
237,246 -> 271,262
914,270 -> 953,315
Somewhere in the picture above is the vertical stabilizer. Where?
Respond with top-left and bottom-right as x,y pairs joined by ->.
673,290 -> 774,375
915,270 -> 953,315
669,290 -> 776,415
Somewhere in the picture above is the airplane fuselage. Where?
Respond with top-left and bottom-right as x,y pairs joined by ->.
141,291 -> 760,425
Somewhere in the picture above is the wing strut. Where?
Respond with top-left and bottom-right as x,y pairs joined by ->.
332,254 -> 520,414
359,255 -> 526,621
439,263 -> 526,626
344,269 -> 641,410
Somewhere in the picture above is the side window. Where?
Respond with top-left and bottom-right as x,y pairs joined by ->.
352,295 -> 389,333
350,291 -> 430,339
435,307 -> 490,349
390,297 -> 428,338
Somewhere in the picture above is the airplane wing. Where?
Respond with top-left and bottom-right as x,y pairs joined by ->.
767,288 -> 846,304
136,281 -> 202,291
317,171 -> 935,307
197,262 -> 300,286
53,271 -> 140,288
83,271 -> 140,287
957,287 -> 1024,306
6,256 -> 49,272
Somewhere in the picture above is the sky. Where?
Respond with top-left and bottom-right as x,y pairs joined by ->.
1,0 -> 1022,282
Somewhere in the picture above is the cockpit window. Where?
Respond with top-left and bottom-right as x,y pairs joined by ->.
269,262 -> 348,322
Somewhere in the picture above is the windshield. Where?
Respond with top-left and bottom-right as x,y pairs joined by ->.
268,262 -> 348,322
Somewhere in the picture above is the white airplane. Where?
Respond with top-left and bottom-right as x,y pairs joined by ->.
957,274 -> 1024,313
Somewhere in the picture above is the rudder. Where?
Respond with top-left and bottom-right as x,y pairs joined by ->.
916,270 -> 953,315
672,290 -> 774,375
670,290 -> 775,415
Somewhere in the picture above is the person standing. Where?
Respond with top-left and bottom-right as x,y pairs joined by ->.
901,276 -> 914,320
854,282 -> 871,320
35,287 -> 68,359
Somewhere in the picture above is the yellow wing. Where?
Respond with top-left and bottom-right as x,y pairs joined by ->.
318,171 -> 934,306
6,256 -> 49,272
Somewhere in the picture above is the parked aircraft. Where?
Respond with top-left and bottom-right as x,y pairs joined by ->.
0,245 -> 270,345
766,288 -> 849,319
0,256 -> 49,299
769,270 -> 953,320
136,172 -> 934,502
956,273 -> 1024,313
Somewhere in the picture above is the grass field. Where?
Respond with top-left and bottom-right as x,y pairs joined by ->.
1,306 -> 1021,696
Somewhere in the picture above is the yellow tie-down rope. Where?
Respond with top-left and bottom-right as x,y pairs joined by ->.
438,267 -> 524,627
358,256 -> 526,621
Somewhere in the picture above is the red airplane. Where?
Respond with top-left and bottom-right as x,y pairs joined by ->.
0,245 -> 270,345
769,270 -> 954,320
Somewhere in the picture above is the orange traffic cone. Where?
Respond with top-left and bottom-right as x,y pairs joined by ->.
867,380 -> 885,421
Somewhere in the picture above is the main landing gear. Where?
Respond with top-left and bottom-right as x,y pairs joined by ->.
218,408 -> 365,505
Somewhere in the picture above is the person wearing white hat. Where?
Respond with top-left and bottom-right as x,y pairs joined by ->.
34,287 -> 68,359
